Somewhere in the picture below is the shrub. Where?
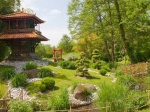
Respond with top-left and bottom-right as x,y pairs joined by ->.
0,41 -> 10,61
0,69 -> 16,80
11,74 -> 27,87
41,77 -> 55,90
117,74 -> 136,89
9,99 -> 33,112
109,62 -> 118,69
48,88 -> 70,110
38,68 -> 53,78
39,84 -> 46,92
96,83 -> 127,111
58,60 -> 76,70
67,61 -> 76,70
91,61 -> 101,69
114,71 -> 124,77
23,62 -> 38,70
99,69 -> 107,76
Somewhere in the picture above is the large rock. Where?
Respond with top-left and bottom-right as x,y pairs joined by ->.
22,69 -> 39,78
82,84 -> 96,91
73,85 -> 90,101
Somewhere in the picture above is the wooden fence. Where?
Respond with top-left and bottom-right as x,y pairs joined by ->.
0,88 -> 23,112
122,62 -> 149,76
0,90 -> 11,112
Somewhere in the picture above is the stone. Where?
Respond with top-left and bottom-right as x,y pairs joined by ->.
22,69 -> 39,78
82,84 -> 96,91
73,85 -> 90,101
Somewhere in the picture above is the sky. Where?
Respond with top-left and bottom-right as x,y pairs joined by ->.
21,0 -> 71,47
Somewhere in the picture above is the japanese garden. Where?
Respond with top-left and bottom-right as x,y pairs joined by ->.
0,0 -> 150,112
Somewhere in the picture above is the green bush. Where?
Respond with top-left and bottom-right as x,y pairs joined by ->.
109,62 -> 118,69
58,60 -> 76,70
11,74 -> 27,87
117,74 -> 136,89
0,41 -> 10,61
23,62 -> 38,70
99,69 -> 107,76
38,68 -> 53,78
48,88 -> 70,110
41,77 -> 55,90
39,84 -> 46,92
0,69 -> 16,80
9,99 -> 33,112
96,83 -> 127,111
114,71 -> 124,77
91,61 -> 102,69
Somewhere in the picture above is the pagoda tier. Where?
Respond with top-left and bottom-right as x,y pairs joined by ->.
0,11 -> 48,61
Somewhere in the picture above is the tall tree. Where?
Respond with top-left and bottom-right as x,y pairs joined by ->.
57,34 -> 73,53
68,0 -> 150,63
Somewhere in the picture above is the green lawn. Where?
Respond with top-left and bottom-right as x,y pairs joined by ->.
26,64 -> 111,100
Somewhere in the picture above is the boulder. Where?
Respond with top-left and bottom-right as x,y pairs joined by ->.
22,69 -> 39,78
73,85 -> 90,101
82,84 -> 96,91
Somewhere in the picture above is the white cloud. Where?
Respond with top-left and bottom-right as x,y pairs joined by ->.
49,9 -> 61,16
41,28 -> 70,46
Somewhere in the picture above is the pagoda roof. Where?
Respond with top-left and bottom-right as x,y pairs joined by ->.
0,11 -> 44,24
0,32 -> 48,41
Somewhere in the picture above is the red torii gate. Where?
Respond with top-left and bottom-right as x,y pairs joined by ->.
53,49 -> 62,62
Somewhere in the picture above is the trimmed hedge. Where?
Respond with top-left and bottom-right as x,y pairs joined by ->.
41,77 -> 55,90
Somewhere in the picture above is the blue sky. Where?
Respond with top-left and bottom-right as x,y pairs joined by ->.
21,0 -> 71,46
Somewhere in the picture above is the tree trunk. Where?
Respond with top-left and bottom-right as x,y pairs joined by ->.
114,0 -> 136,63
104,40 -> 112,61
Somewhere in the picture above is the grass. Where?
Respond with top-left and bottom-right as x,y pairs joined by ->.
26,64 -> 111,101
0,79 -> 7,98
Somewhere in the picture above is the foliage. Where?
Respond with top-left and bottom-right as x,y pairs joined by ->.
58,60 -> 76,70
48,88 -> 70,110
9,99 -> 33,112
23,62 -> 38,70
76,52 -> 90,77
91,61 -> 102,69
57,34 -> 73,53
68,0 -> 150,63
11,73 -> 27,87
0,41 -> 10,61
96,82 -> 148,112
0,79 -> 7,98
99,68 -> 107,76
38,68 -> 53,78
91,49 -> 100,63
39,84 -> 46,92
108,62 -> 118,69
117,74 -> 136,89
35,44 -> 53,58
41,77 -> 55,90
72,33 -> 103,59
0,69 -> 16,80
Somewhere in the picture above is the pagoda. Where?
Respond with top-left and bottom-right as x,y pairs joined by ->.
0,10 -> 48,61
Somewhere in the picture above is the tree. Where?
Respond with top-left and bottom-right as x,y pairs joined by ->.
35,44 -> 53,58
72,33 -> 103,58
57,34 -> 73,53
68,0 -> 150,63
76,52 -> 90,77
0,0 -> 20,61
